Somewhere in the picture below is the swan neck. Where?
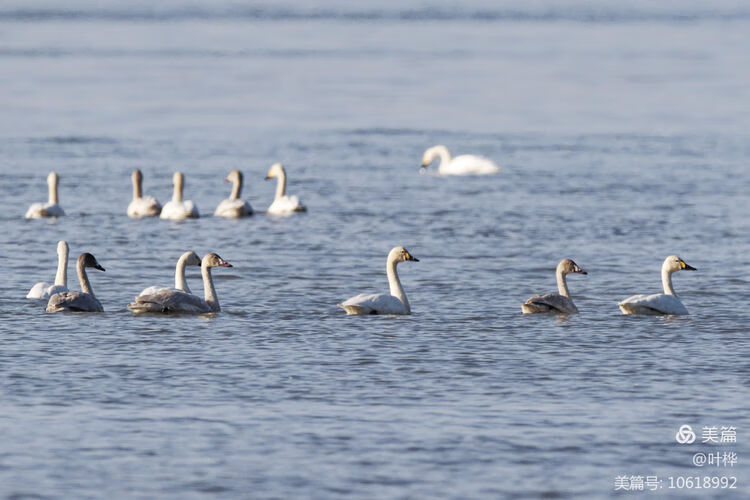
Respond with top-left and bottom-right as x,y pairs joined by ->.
230,176 -> 242,200
54,246 -> 68,287
173,176 -> 183,202
133,174 -> 143,199
556,268 -> 570,298
48,175 -> 59,204
274,169 -> 287,200
202,265 -> 220,312
174,255 -> 192,294
78,259 -> 94,296
387,257 -> 410,312
662,267 -> 676,296
435,146 -> 452,168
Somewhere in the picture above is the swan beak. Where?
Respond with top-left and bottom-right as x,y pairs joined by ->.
405,252 -> 419,262
576,267 -> 587,275
681,260 -> 696,271
264,175 -> 271,180
95,264 -> 105,271
220,261 -> 233,267
224,177 -> 230,182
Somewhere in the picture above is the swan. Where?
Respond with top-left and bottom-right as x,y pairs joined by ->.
619,255 -> 696,315
420,145 -> 500,175
522,259 -> 587,314
265,163 -> 306,215
338,246 -> 419,315
214,170 -> 253,218
136,251 -> 202,297
46,253 -> 105,312
127,169 -> 162,218
27,240 -> 70,299
25,171 -> 65,218
160,171 -> 199,220
127,253 -> 232,314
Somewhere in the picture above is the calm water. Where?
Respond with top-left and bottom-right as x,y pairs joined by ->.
1,1 -> 749,498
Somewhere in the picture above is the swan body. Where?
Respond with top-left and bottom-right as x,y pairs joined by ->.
160,171 -> 199,220
421,145 -> 500,176
136,251 -> 202,297
25,171 -> 65,218
619,255 -> 696,315
339,246 -> 419,315
127,253 -> 232,314
27,240 -> 70,299
214,170 -> 253,218
127,169 -> 162,218
46,253 -> 105,312
522,259 -> 587,314
265,163 -> 306,215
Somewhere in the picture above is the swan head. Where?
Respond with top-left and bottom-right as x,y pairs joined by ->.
389,246 -> 419,263
47,171 -> 59,186
225,169 -> 243,184
202,252 -> 233,268
79,252 -> 105,272
558,258 -> 587,275
173,171 -> 184,186
420,145 -> 450,170
663,255 -> 696,273
264,162 -> 284,180
132,169 -> 143,183
57,240 -> 69,257
183,251 -> 202,266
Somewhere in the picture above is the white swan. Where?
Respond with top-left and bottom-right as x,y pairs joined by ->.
619,255 -> 696,315
339,246 -> 419,315
127,169 -> 162,218
25,171 -> 65,218
522,259 -> 587,314
420,145 -> 500,175
136,251 -> 202,297
46,253 -> 105,312
160,171 -> 199,220
27,240 -> 70,299
214,170 -> 253,218
265,163 -> 306,215
127,253 -> 232,314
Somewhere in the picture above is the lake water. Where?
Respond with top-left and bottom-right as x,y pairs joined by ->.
1,1 -> 749,498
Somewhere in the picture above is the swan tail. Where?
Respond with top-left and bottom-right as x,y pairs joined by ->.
521,301 -> 552,314
338,303 -> 372,315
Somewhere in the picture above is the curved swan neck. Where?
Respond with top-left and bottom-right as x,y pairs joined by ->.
175,254 -> 192,294
48,174 -> 59,205
386,257 -> 410,312
54,243 -> 68,286
78,258 -> 94,296
662,265 -> 677,296
132,172 -> 143,199
432,145 -> 453,168
173,173 -> 184,202
202,265 -> 220,311
274,168 -> 287,200
556,267 -> 570,298
230,174 -> 242,200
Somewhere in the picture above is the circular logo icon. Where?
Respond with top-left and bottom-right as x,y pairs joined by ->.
676,424 -> 696,444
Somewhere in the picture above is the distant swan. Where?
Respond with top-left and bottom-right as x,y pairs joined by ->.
522,259 -> 587,314
27,240 -> 70,299
46,253 -> 105,312
214,170 -> 253,218
420,145 -> 500,175
127,253 -> 232,314
619,255 -> 696,315
127,169 -> 162,218
265,163 -> 306,215
136,251 -> 202,297
339,246 -> 419,315
25,171 -> 65,218
160,171 -> 199,220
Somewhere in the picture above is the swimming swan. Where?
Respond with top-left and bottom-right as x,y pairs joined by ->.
25,171 -> 65,218
127,253 -> 232,314
265,163 -> 306,215
127,169 -> 162,218
46,253 -> 105,312
420,145 -> 500,175
522,259 -> 587,314
214,170 -> 253,218
339,246 -> 419,315
619,255 -> 696,315
136,251 -> 202,297
27,240 -> 70,299
160,171 -> 199,220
